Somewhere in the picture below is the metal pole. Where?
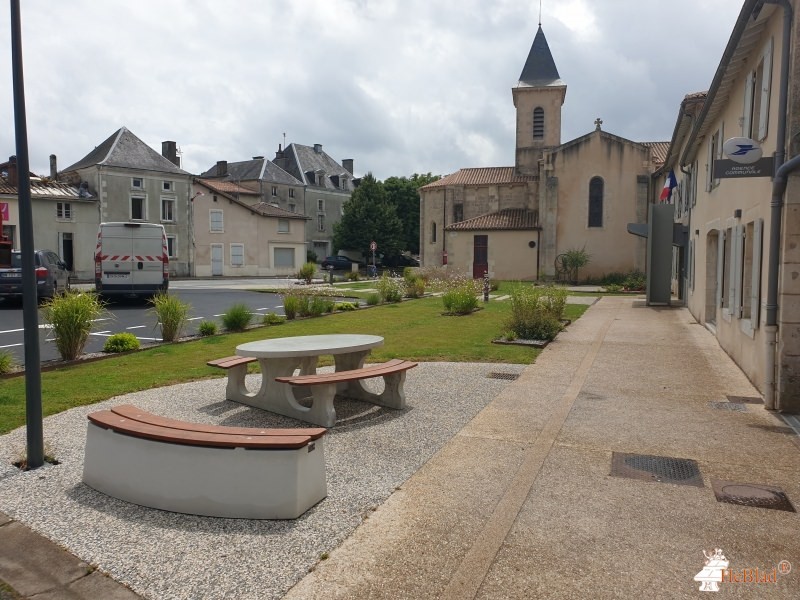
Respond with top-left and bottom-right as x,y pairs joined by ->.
10,0 -> 44,469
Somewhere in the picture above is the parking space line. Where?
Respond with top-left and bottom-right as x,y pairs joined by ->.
126,325 -> 146,330
0,343 -> 23,349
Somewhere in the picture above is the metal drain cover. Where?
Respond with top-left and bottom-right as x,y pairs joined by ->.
711,480 -> 796,512
610,452 -> 704,487
487,372 -> 519,381
726,395 -> 763,404
708,401 -> 747,412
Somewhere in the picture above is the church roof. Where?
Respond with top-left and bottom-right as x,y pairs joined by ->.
517,25 -> 564,87
641,142 -> 671,167
445,208 -> 539,231
420,167 -> 536,189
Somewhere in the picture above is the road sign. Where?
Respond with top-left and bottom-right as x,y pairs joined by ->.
370,241 -> 377,251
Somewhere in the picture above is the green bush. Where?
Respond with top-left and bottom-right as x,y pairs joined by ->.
376,273 -> 404,303
283,295 -> 300,320
505,285 -> 565,341
305,295 -> 334,317
335,302 -> 358,311
0,350 -> 17,374
442,286 -> 479,314
222,303 -> 253,332
149,292 -> 191,342
306,250 -> 318,264
103,332 -> 140,353
404,276 -> 426,298
344,271 -> 360,281
365,293 -> 380,306
41,291 -> 105,361
298,262 -> 317,284
599,272 -> 627,286
624,271 -> 646,291
262,312 -> 285,325
561,247 -> 591,283
604,284 -> 623,293
198,320 -> 218,336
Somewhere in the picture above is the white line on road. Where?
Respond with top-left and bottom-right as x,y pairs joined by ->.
187,317 -> 204,321
0,328 -> 24,334
0,343 -> 23,349
126,325 -> 146,330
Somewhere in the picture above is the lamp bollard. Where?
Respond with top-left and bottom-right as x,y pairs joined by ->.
328,266 -> 334,284
483,271 -> 490,302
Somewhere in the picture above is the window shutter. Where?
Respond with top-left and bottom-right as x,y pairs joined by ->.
742,71 -> 754,136
706,139 -> 714,192
715,123 -> 724,188
716,231 -> 725,308
750,219 -> 763,328
732,224 -> 744,316
758,37 -> 773,140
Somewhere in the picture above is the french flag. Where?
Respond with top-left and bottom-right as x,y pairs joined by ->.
660,170 -> 678,202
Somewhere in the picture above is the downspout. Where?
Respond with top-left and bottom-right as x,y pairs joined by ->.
764,0 -> 793,410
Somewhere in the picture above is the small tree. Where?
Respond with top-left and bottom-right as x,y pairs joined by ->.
562,247 -> 591,283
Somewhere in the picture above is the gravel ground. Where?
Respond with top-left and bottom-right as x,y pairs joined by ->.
0,362 -> 525,600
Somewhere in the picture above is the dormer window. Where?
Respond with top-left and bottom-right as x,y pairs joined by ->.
271,186 -> 278,196
341,176 -> 348,191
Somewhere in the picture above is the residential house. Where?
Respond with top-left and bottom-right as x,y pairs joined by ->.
192,178 -> 308,277
419,25 -> 664,281
59,127 -> 194,276
1,156 -> 95,278
273,143 -> 356,261
658,0 -> 800,412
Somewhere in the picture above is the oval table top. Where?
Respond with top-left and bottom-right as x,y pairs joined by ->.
236,334 -> 384,359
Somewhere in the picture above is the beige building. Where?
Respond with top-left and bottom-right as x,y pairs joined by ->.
660,0 -> 800,413
192,179 -> 308,277
420,25 -> 664,281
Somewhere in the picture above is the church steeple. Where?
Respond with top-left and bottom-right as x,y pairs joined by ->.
512,24 -> 567,175
518,25 -> 563,88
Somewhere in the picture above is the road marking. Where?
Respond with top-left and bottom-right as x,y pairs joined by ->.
0,328 -> 24,334
126,325 -> 146,330
187,317 -> 204,321
91,318 -> 111,322
0,343 -> 23,349
213,313 -> 225,317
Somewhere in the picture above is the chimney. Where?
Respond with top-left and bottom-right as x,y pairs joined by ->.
7,156 -> 17,187
342,159 -> 354,175
216,160 -> 228,177
274,145 -> 288,171
162,141 -> 180,167
253,156 -> 264,160
49,154 -> 58,179
313,143 -> 322,154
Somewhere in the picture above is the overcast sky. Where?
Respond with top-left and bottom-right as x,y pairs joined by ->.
1,0 -> 742,181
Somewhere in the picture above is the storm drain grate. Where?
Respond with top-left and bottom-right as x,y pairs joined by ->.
711,480 -> 796,512
610,452 -> 704,487
487,372 -> 520,381
726,395 -> 763,404
708,401 -> 747,412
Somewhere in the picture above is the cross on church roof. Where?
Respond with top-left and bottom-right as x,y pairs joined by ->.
594,118 -> 603,131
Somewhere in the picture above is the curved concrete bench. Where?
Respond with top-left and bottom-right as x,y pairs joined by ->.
82,404 -> 327,519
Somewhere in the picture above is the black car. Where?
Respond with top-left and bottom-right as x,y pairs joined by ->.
0,250 -> 71,300
381,254 -> 420,268
321,256 -> 357,270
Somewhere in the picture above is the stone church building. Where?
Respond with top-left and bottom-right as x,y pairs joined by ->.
419,25 -> 667,281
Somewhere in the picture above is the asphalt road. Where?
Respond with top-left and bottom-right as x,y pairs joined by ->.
0,287 -> 286,366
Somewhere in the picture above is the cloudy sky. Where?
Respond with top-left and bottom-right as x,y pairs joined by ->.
1,0 -> 742,181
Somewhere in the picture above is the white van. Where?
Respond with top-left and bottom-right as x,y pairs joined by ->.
94,222 -> 169,298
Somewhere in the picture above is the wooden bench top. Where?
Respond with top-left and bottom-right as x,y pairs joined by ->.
110,404 -> 327,440
275,359 -> 417,386
88,406 -> 326,449
207,355 -> 257,369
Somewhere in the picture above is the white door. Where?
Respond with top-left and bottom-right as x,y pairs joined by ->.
211,244 -> 223,276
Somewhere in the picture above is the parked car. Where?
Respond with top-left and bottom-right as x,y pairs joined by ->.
0,249 -> 70,301
381,254 -> 420,268
321,255 -> 357,270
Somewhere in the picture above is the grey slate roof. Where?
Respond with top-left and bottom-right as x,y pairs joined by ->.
61,127 -> 190,175
518,25 -> 564,87
200,158 -> 302,186
285,144 -> 351,191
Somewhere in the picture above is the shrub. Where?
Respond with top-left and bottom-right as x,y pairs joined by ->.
376,273 -> 404,303
149,292 -> 190,342
222,303 -> 253,332
345,271 -> 361,281
600,272 -> 627,286
306,295 -> 334,317
0,350 -> 17,374
103,332 -> 140,353
624,271 -> 646,291
505,285 -> 565,341
262,312 -> 285,325
306,249 -> 318,264
432,272 -> 481,315
41,291 -> 105,361
561,247 -> 591,283
335,302 -> 358,311
604,284 -> 623,293
298,262 -> 317,284
283,295 -> 301,320
404,276 -> 426,298
198,320 -> 218,336
365,293 -> 380,306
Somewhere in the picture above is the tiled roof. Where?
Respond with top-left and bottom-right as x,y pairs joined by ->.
445,208 -> 539,231
685,91 -> 708,100
197,178 -> 260,196
0,178 -> 90,199
641,142 -> 671,166
250,202 -> 308,219
61,127 -> 190,175
199,158 -> 302,186
421,167 -> 536,190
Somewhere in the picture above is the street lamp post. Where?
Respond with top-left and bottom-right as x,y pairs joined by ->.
189,190 -> 204,278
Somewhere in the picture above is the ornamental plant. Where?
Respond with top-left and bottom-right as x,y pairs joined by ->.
504,285 -> 566,341
150,292 -> 191,342
103,332 -> 141,353
222,303 -> 253,332
376,273 -> 404,303
0,350 -> 17,374
198,320 -> 218,336
40,291 -> 105,361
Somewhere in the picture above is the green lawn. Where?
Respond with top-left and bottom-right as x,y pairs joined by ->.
0,296 -> 588,435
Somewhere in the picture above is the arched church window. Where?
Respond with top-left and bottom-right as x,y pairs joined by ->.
533,107 -> 545,140
588,177 -> 603,227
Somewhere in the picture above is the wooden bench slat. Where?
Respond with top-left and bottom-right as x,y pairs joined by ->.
87,410 -> 315,449
275,359 -> 417,387
207,356 -> 257,369
110,404 -> 326,440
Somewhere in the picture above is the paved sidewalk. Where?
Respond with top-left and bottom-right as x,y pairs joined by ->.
0,296 -> 797,599
284,296 -> 799,599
